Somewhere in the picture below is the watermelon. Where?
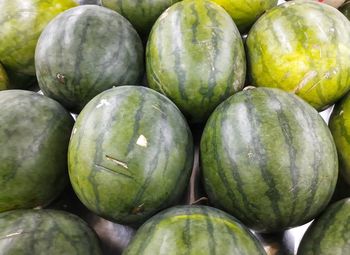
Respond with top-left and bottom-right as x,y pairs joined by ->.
68,86 -> 194,224
339,1 -> 350,19
35,5 -> 144,113
0,90 -> 74,212
0,63 -> 9,90
329,93 -> 350,185
123,205 -> 267,255
0,0 -> 77,76
297,198 -> 350,254
146,0 -> 246,123
211,0 -> 278,33
246,0 -> 350,111
0,209 -> 102,254
101,0 -> 181,37
200,87 -> 338,233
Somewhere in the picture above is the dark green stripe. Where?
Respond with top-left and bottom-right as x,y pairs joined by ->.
202,206 -> 216,255
173,3 -> 188,101
263,89 -> 299,223
209,104 -> 247,217
245,91 -> 283,222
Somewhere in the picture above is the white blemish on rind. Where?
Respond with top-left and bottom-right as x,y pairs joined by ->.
136,135 -> 148,147
96,99 -> 110,109
294,70 -> 318,93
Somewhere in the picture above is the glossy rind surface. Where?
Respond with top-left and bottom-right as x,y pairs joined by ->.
247,1 -> 350,110
200,88 -> 338,233
68,86 -> 194,224
146,0 -> 246,123
123,206 -> 266,255
0,90 -> 74,212
36,5 -> 144,112
0,209 -> 102,254
298,198 -> 350,255
0,0 -> 77,75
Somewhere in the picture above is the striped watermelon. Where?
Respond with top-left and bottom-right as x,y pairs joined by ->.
329,93 -> 350,185
101,0 -> 181,37
211,0 -> 278,33
298,198 -> 350,254
0,63 -> 9,90
0,209 -> 102,254
146,0 -> 246,123
247,0 -> 350,111
123,205 -> 267,255
0,90 -> 74,212
0,0 -> 77,76
35,5 -> 144,113
68,86 -> 194,224
200,87 -> 338,233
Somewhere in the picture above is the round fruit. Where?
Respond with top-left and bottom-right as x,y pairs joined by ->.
200,87 -> 338,233
146,0 -> 246,123
0,209 -> 102,254
0,0 -> 77,75
0,90 -> 74,212
68,86 -> 194,224
101,0 -> 180,37
211,0 -> 278,33
298,198 -> 350,255
35,5 -> 144,113
0,63 -> 9,90
123,205 -> 267,255
329,93 -> 350,185
247,0 -> 350,111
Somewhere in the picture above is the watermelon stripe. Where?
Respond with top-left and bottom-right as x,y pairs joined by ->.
245,92 -> 283,222
183,208 -> 192,252
288,94 -> 322,223
126,90 -> 146,154
210,109 -> 248,217
204,1 -> 219,102
202,206 -> 217,255
262,89 -> 299,222
173,4 -> 188,101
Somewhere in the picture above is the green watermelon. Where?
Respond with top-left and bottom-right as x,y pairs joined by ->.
297,198 -> 350,254
0,63 -> 9,90
0,90 -> 74,212
101,0 -> 181,37
200,87 -> 338,233
329,92 -> 350,185
123,205 -> 267,255
0,209 -> 102,254
0,0 -> 77,76
247,0 -> 350,111
146,0 -> 246,123
35,5 -> 144,113
68,86 -> 194,225
211,0 -> 278,33
339,1 -> 350,19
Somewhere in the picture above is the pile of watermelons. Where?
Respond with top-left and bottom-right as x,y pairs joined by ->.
2,0 -> 350,254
